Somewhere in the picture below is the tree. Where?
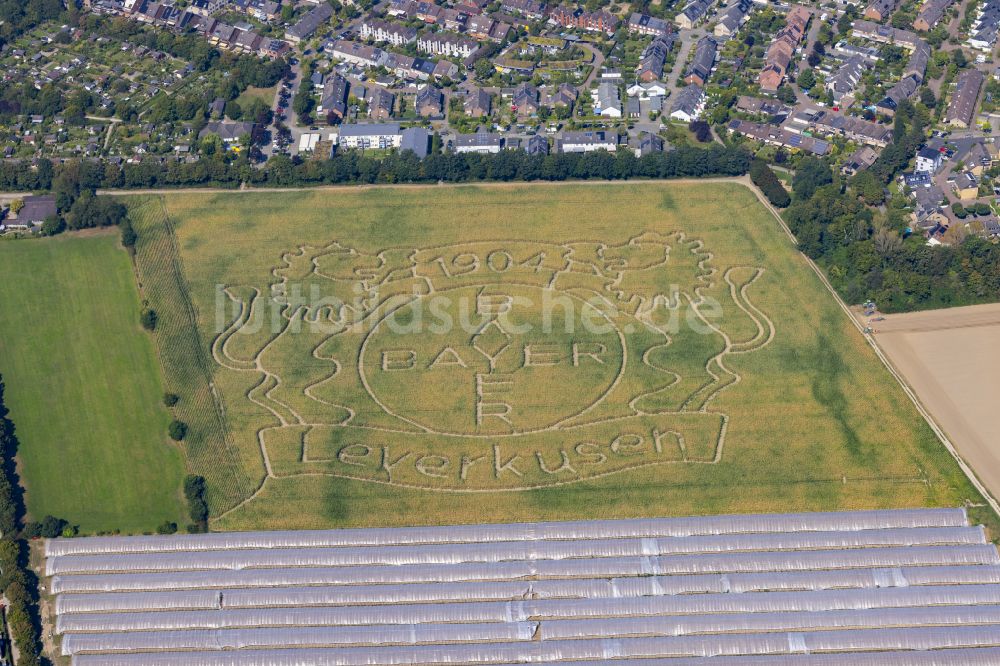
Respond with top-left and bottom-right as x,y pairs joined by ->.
688,120 -> 712,142
474,58 -> 495,81
163,393 -> 179,407
851,170 -> 886,205
797,68 -> 816,91
8,199 -> 22,215
749,159 -> 791,207
951,202 -> 968,218
40,214 -> 65,236
953,48 -> 967,68
140,308 -> 157,331
168,420 -> 188,441
792,157 -> 833,200
919,87 -> 936,108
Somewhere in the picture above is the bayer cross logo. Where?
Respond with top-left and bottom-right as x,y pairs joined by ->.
212,234 -> 775,491
360,285 -> 625,436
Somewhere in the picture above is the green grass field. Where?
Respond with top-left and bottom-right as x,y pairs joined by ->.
122,183 -> 991,531
0,233 -> 186,533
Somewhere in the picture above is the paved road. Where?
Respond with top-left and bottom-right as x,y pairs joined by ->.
665,29 -> 700,97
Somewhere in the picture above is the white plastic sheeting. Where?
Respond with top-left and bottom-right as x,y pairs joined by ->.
44,527 -> 986,576
45,509 -> 1000,666
51,562 -> 1000,595
54,567 -> 1000,615
539,604 -> 1000,639
69,647 -> 1000,666
54,585 -> 1000,633
65,625 -> 1000,665
45,542 -> 1000,577
45,508 -> 968,557
61,621 -> 539,655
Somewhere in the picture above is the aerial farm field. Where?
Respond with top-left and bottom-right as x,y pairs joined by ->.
0,233 -> 186,533
124,182 -> 990,531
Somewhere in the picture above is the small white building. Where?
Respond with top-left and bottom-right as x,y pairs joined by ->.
336,123 -> 403,149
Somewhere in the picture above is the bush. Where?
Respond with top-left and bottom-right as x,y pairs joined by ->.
140,307 -> 158,331
40,214 -> 65,236
952,202 -> 968,218
22,515 -> 68,539
168,420 -> 188,441
749,159 -> 791,207
163,392 -> 179,407
120,219 -> 137,248
156,521 -> 178,534
184,474 -> 208,529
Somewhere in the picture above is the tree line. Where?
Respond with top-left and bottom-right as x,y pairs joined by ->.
0,377 -> 53,666
0,144 -> 752,200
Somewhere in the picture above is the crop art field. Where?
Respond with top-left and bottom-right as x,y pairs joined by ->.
126,183 -> 990,530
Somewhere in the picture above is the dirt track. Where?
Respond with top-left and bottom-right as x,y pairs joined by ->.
869,303 -> 1000,503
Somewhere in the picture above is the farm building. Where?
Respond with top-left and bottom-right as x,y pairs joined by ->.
42,508 -> 1000,665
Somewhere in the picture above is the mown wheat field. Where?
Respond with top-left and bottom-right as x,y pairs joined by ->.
125,183 -> 989,531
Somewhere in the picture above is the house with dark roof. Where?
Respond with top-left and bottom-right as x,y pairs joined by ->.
914,0 -> 953,30
416,86 -> 444,117
2,195 -> 56,231
318,74 -> 349,120
684,36 -> 717,87
864,0 -> 898,22
628,13 -> 671,37
198,121 -> 258,144
676,0 -> 714,29
669,84 -> 705,122
945,68 -> 985,128
286,3 -> 333,42
463,88 -> 492,117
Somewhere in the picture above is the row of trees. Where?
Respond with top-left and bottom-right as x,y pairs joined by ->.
0,377 -> 48,666
0,145 -> 753,194
749,160 -> 790,208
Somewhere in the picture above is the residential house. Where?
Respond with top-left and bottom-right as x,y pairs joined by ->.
548,6 -> 619,34
318,73 -> 349,120
593,81 -> 622,117
198,121 -> 257,144
851,20 -> 921,49
952,171 -> 980,199
676,0 -> 714,29
714,0 -> 753,39
758,6 -> 810,92
840,146 -> 879,175
669,84 -> 706,122
246,0 -> 280,21
416,86 -> 444,117
500,0 -> 546,20
557,130 -> 617,152
464,88 -> 492,116
685,36 -> 717,87
417,33 -> 478,58
945,68 -> 985,128
959,141 -> 992,175
369,88 -> 396,120
915,145 -> 943,173
727,119 -> 830,155
360,20 -> 418,46
632,131 -> 664,157
811,112 -> 893,147
877,75 -> 919,116
286,2 -> 333,42
825,56 -> 864,103
512,82 -> 540,116
2,195 -> 56,231
637,37 -> 673,82
735,95 -> 790,117
864,0 -> 897,22
526,134 -> 550,155
337,122 -> 403,149
914,0 -> 953,30
540,82 -> 578,108
454,131 -> 504,153
400,126 -> 430,157
628,13 -> 672,37
628,81 -> 669,98
912,185 -> 948,229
